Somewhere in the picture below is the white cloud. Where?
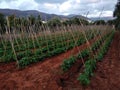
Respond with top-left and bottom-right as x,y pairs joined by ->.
81,0 -> 100,4
59,0 -> 81,13
88,10 -> 113,17
0,0 -> 39,10
0,1 -> 9,8
102,11 -> 113,17
18,0 -> 39,10
76,0 -> 80,3
59,0 -> 72,13
0,0 -> 118,17
44,3 -> 59,9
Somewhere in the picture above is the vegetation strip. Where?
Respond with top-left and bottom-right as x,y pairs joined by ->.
61,31 -> 112,72
77,31 -> 115,85
18,31 -> 96,68
0,30 -> 95,63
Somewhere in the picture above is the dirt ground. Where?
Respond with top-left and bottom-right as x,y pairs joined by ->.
0,32 -> 120,90
62,32 -> 120,90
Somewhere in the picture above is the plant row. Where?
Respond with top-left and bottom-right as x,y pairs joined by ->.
60,30 -> 112,72
0,30 -> 95,57
77,31 -> 115,85
18,31 -> 96,68
0,30 -> 97,63
0,31 -> 82,49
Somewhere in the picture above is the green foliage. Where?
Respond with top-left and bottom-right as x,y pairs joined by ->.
94,20 -> 106,25
107,20 -> 115,25
77,37 -> 86,46
71,17 -> 81,25
62,18 -> 89,25
36,15 -> 42,25
19,54 -> 47,68
28,15 -> 36,25
1,28 -> 112,69
113,0 -> 120,17
84,59 -> 96,76
17,52 -> 26,60
78,31 -> 114,85
0,13 -> 6,33
77,73 -> 90,85
61,31 -> 112,73
2,53 -> 15,62
48,18 -> 61,28
77,49 -> 90,59
78,59 -> 96,85
61,56 -> 77,71
113,0 -> 120,30
96,31 -> 114,61
19,57 -> 29,67
8,14 -> 16,27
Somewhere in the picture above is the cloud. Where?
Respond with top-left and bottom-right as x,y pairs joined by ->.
35,0 -> 66,4
59,0 -> 80,13
81,0 -> 100,4
0,0 -> 39,10
88,10 -> 113,17
0,0 -> 118,17
44,3 -> 59,10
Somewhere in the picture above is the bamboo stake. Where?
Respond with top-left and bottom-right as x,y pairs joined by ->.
6,17 -> 19,68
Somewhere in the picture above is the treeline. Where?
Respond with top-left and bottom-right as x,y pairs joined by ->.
0,13 -> 43,33
113,0 -> 120,30
0,13 -> 115,33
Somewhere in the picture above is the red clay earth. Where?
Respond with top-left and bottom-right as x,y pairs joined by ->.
0,33 -> 119,90
0,36 -> 98,90
62,32 -> 120,90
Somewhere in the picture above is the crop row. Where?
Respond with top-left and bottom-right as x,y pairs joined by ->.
61,30 -> 113,72
18,31 -> 96,68
0,30 -> 96,57
0,29 -> 97,63
0,31 -> 84,49
77,31 -> 115,85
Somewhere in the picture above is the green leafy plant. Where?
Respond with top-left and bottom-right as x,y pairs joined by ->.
61,56 -> 77,71
77,73 -> 90,85
78,31 -> 114,85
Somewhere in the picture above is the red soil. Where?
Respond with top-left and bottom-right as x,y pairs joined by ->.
0,32 -> 120,90
62,32 -> 120,90
0,36 -> 97,90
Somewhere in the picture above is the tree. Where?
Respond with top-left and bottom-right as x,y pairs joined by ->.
8,14 -> 16,27
79,19 -> 89,25
113,0 -> 120,30
62,20 -> 72,26
107,20 -> 115,25
94,20 -> 106,25
28,15 -> 36,25
0,13 -> 6,33
62,18 -> 89,26
48,18 -> 61,28
36,15 -> 42,25
71,17 -> 81,25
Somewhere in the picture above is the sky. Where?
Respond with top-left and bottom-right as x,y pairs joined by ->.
0,0 -> 118,17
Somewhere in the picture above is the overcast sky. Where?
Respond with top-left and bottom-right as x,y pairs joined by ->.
0,0 -> 118,17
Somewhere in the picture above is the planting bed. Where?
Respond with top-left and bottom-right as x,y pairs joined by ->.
61,32 -> 120,90
0,34 -> 98,90
0,29 -> 120,90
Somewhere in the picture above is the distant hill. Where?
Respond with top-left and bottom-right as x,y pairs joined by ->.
0,9 -> 89,21
90,17 -> 115,22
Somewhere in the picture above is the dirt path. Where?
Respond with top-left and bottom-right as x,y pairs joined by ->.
88,32 -> 120,90
0,36 -> 97,90
63,32 -> 120,90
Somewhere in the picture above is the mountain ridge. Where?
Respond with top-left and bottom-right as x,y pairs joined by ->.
0,8 -> 90,21
0,9 -> 114,21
